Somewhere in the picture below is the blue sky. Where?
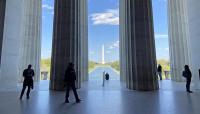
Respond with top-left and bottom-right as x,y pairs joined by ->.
42,0 -> 169,62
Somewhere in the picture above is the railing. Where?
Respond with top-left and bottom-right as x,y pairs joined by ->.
163,70 -> 170,80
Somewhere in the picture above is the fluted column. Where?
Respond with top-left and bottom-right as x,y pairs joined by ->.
0,0 -> 41,88
119,0 -> 127,82
186,0 -> 200,88
120,0 -> 158,91
19,0 -> 42,82
168,0 -> 191,82
50,0 -> 88,90
0,0 -> 6,66
79,0 -> 88,82
0,0 -> 23,87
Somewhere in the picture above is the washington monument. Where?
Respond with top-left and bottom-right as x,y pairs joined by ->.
102,45 -> 105,64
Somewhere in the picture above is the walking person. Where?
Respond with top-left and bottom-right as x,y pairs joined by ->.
182,65 -> 193,93
20,64 -> 35,99
64,63 -> 81,103
157,64 -> 162,80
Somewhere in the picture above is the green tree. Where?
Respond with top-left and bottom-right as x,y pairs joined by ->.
88,61 -> 99,72
157,59 -> 170,71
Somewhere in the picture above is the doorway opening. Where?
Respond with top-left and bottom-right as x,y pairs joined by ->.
88,0 -> 120,87
41,0 -> 121,90
40,0 -> 54,87
152,0 -> 170,80
40,0 -> 170,89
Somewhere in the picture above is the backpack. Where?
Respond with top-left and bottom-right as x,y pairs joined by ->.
105,73 -> 109,80
182,71 -> 187,78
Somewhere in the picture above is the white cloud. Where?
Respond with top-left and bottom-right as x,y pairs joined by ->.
91,8 -> 119,25
42,4 -> 54,15
42,4 -> 54,10
109,40 -> 119,49
164,48 -> 169,51
156,47 -> 169,51
155,34 -> 168,39
159,0 -> 167,2
41,49 -> 51,58
157,48 -> 162,51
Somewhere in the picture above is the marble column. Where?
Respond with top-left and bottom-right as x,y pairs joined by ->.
0,0 -> 6,66
119,0 -> 127,82
0,0 -> 23,87
168,0 -> 191,82
79,0 -> 88,82
120,0 -> 158,91
50,0 -> 88,90
0,0 -> 41,88
19,0 -> 42,82
186,0 -> 200,88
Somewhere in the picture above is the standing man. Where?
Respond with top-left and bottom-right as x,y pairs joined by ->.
20,64 -> 35,99
64,63 -> 81,103
157,64 -> 162,80
105,72 -> 109,80
182,65 -> 193,93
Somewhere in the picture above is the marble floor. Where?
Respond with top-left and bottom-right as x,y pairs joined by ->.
0,80 -> 200,114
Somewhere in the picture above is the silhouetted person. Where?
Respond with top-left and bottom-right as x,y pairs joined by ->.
157,64 -> 162,80
105,73 -> 109,80
182,65 -> 193,93
20,64 -> 35,99
64,63 -> 81,103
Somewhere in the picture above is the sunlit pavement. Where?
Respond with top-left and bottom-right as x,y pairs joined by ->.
89,66 -> 120,81
82,67 -> 123,90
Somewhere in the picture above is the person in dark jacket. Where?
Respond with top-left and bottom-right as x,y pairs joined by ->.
64,63 -> 81,103
182,65 -> 193,93
20,64 -> 35,99
157,64 -> 162,80
105,73 -> 109,80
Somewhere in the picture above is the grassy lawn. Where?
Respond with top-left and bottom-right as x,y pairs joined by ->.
40,58 -> 170,79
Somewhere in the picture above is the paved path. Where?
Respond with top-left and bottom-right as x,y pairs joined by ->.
89,67 -> 120,81
81,67 -> 122,90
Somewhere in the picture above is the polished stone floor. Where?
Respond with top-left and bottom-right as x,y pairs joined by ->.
0,80 -> 200,114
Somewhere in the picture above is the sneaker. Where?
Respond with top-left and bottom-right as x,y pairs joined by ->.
27,96 -> 30,99
187,90 -> 193,93
65,99 -> 69,103
76,99 -> 81,103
